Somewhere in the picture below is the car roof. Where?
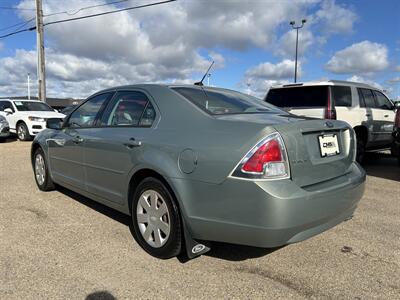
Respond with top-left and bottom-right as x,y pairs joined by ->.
270,80 -> 379,90
90,84 -> 245,97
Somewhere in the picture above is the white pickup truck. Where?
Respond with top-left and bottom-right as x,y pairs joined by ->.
0,99 -> 65,141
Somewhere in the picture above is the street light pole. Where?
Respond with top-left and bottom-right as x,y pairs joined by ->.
35,0 -> 46,102
290,19 -> 306,83
27,73 -> 31,100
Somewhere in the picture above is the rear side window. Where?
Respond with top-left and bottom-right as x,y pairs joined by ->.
100,91 -> 155,127
331,86 -> 352,107
0,101 -> 14,112
265,86 -> 328,107
358,88 -> 376,108
373,90 -> 392,110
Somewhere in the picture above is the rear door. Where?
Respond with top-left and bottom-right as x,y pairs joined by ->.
357,88 -> 379,147
372,90 -> 395,146
80,90 -> 157,204
265,86 -> 328,118
48,92 -> 113,189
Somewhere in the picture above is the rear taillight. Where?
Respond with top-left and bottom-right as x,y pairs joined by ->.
230,132 -> 290,180
395,109 -> 400,127
324,87 -> 337,120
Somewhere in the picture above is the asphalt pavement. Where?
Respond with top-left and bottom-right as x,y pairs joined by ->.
1,139 -> 399,299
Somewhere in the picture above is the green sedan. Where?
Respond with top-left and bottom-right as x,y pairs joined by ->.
31,84 -> 366,259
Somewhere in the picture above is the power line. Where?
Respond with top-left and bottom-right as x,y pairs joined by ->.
0,17 -> 35,32
43,0 -> 132,17
0,0 -> 177,40
43,0 -> 176,27
0,6 -> 35,11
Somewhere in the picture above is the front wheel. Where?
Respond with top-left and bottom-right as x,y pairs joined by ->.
17,122 -> 32,141
131,178 -> 182,259
33,147 -> 55,191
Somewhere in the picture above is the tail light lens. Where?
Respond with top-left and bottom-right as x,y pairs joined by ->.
395,109 -> 400,127
230,132 -> 290,180
324,87 -> 337,120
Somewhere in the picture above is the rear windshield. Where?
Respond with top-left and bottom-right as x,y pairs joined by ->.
265,86 -> 328,107
172,87 -> 280,115
13,101 -> 53,112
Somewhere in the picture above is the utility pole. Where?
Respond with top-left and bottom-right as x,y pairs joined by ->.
27,73 -> 31,100
35,0 -> 46,102
290,19 -> 306,83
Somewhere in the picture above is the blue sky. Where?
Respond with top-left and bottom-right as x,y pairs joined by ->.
0,0 -> 399,99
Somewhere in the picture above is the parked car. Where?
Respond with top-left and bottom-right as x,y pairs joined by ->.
392,104 -> 400,165
31,84 -> 365,259
0,115 -> 10,142
0,99 -> 65,141
264,80 -> 396,163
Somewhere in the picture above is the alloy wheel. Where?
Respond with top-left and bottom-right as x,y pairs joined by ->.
136,189 -> 171,248
18,125 -> 25,140
35,153 -> 46,185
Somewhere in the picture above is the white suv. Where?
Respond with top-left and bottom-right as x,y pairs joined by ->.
264,80 -> 396,162
0,99 -> 65,141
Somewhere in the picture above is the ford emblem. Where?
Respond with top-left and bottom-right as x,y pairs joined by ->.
325,121 -> 334,128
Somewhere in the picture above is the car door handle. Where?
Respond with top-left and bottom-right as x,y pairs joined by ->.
365,114 -> 371,117
124,138 -> 142,149
384,115 -> 389,118
72,136 -> 83,144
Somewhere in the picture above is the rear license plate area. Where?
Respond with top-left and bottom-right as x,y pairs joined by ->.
318,134 -> 340,157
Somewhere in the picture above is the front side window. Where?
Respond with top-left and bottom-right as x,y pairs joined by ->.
332,86 -> 352,107
101,91 -> 155,127
358,88 -> 376,108
173,87 -> 277,115
13,101 -> 53,111
68,93 -> 113,128
373,90 -> 393,110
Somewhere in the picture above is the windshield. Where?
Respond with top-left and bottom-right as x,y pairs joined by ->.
172,87 -> 280,115
13,101 -> 54,112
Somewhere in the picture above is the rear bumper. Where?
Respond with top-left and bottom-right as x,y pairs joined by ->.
172,162 -> 365,248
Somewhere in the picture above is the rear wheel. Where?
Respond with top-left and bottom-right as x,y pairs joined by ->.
17,122 -> 32,141
355,132 -> 366,163
131,177 -> 182,259
33,147 -> 55,191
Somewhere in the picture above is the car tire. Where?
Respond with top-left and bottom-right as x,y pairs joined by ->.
33,147 -> 55,191
131,177 -> 182,259
355,133 -> 366,164
17,122 -> 32,141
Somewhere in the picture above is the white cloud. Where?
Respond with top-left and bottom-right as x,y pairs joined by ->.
325,41 -> 389,74
314,0 -> 357,35
245,59 -> 299,80
275,29 -> 314,57
346,75 -> 383,90
241,60 -> 298,97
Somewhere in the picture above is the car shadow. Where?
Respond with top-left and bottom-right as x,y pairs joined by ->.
0,136 -> 18,143
56,186 -> 281,263
362,152 -> 400,181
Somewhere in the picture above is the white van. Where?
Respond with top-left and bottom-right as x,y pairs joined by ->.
264,80 -> 396,162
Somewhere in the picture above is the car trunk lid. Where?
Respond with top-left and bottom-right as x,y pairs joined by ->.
273,119 -> 355,187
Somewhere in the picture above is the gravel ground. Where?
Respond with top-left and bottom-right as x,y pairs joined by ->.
1,139 -> 399,300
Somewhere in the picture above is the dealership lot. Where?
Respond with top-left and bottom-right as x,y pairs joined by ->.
0,140 -> 399,299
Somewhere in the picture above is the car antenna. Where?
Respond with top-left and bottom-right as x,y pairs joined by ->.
194,61 -> 214,86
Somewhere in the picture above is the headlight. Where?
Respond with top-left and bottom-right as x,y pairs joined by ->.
28,116 -> 45,122
0,115 -> 7,123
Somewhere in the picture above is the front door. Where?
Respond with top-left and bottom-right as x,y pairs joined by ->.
48,92 -> 114,190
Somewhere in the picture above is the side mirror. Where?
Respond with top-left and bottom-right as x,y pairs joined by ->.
46,118 -> 63,130
394,102 -> 400,110
4,108 -> 13,115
